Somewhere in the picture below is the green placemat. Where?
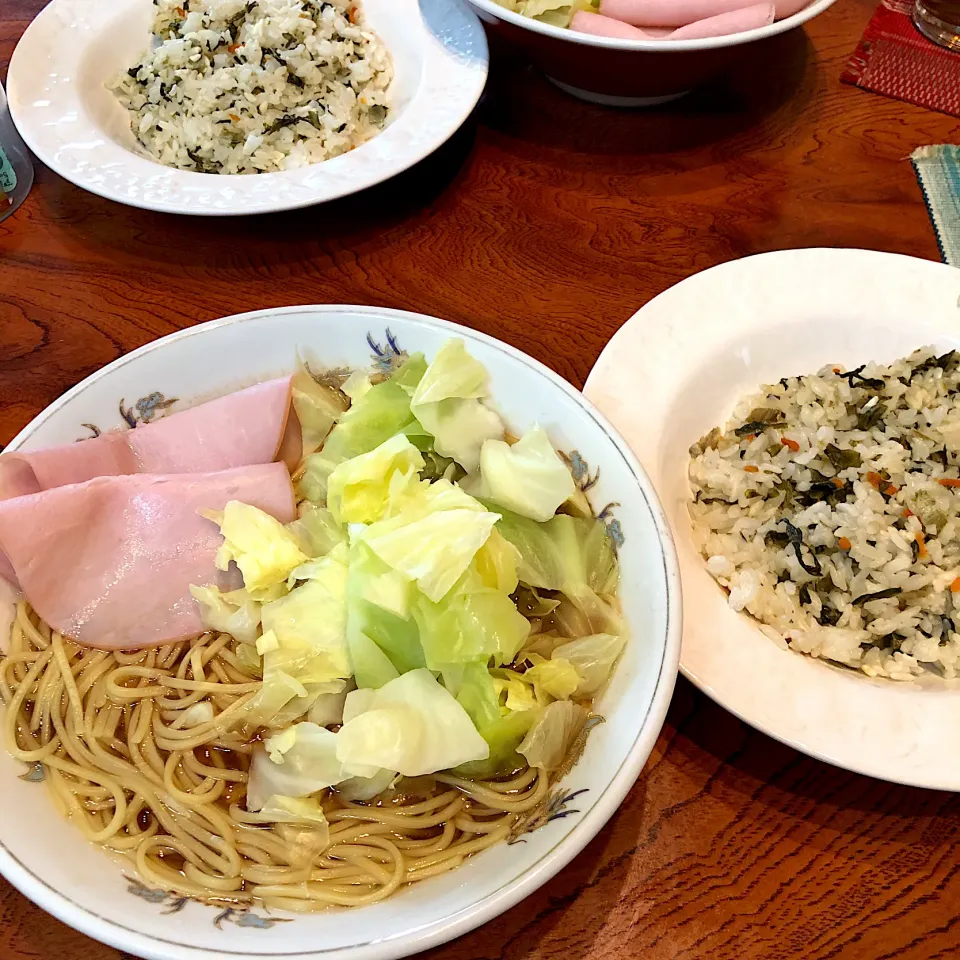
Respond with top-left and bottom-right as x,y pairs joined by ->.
912,145 -> 960,266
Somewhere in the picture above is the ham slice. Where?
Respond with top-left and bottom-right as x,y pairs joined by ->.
667,2 -> 775,38
0,377 -> 294,502
570,11 -> 670,37
0,463 -> 296,650
600,0 -> 787,26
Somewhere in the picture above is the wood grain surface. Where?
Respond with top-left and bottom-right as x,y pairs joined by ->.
1,1 -> 959,958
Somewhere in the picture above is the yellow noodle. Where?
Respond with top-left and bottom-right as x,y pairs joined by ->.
1,602 -> 554,911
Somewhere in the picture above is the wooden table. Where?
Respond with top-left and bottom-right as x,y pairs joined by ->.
2,0 -> 959,957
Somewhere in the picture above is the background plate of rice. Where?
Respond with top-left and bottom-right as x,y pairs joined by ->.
6,0 -> 487,215
584,248 -> 960,790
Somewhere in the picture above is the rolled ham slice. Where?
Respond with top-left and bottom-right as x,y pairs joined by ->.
667,2 -> 774,38
0,463 -> 296,650
600,0 -> 789,26
0,377 -> 294,502
570,10 -> 671,37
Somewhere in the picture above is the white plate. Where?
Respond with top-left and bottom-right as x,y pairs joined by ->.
585,248 -> 960,790
6,0 -> 487,215
0,305 -> 681,960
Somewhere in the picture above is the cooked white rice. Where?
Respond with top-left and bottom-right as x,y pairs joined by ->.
688,347 -> 960,681
110,0 -> 392,175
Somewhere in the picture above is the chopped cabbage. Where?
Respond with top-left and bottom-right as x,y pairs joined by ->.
346,628 -> 401,690
485,506 -> 621,634
470,528 -> 522,595
246,545 -> 352,725
286,503 -> 344,558
207,501 -> 307,602
336,768 -> 397,802
341,370 -> 374,403
495,0 -> 597,25
523,655 -> 580,700
487,508 -> 617,595
336,669 -> 489,775
307,680 -> 354,728
188,584 -> 261,645
519,0 -> 595,27
291,359 -> 349,457
518,700 -> 587,772
414,586 -> 529,670
495,673 -> 540,712
360,507 -> 500,603
552,633 -> 625,697
327,434 -> 424,525
411,340 -> 504,473
246,796 -> 331,835
295,354 -> 428,503
450,663 -> 538,776
386,474 -> 486,520
478,426 -> 576,522
247,723 -> 360,810
346,542 -> 424,685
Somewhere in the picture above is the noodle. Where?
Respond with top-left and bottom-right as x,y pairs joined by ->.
1,602 -> 550,911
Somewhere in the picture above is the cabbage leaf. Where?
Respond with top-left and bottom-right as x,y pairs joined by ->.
518,700 -> 587,772
478,426 -> 575,522
207,501 -> 307,602
247,723 -> 363,810
327,433 -> 424,525
552,633 -> 625,698
336,668 -> 489,776
410,340 -> 504,473
291,359 -> 349,457
295,354 -> 428,503
286,503 -> 344,558
188,584 -> 261,644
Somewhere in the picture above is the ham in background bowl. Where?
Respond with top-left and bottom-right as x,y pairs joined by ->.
464,0 -> 837,106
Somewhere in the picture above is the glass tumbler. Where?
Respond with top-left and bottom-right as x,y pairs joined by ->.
913,0 -> 960,49
0,80 -> 34,223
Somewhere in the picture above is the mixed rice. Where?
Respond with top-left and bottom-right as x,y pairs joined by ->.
110,0 -> 392,175
688,347 -> 960,681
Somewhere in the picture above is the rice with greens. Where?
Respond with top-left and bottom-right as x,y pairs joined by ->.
688,347 -> 960,682
110,0 -> 392,175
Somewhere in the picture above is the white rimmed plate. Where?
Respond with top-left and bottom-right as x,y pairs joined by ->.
6,0 -> 487,215
585,248 -> 960,790
0,305 -> 681,960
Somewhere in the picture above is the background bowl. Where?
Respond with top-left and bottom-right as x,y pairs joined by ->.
7,0 -> 487,215
0,305 -> 681,960
464,0 -> 836,105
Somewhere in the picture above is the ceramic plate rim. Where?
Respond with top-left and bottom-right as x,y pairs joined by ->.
6,0 -> 488,215
0,304 -> 683,960
584,247 -> 960,791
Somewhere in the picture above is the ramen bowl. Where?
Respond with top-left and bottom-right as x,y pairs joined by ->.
0,305 -> 681,960
464,0 -> 836,105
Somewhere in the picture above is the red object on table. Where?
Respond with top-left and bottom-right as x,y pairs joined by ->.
842,0 -> 960,117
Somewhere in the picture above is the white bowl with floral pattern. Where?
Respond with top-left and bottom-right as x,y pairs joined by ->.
6,0 -> 487,215
0,304 -> 681,960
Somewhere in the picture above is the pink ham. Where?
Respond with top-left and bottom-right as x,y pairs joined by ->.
667,2 -> 774,37
600,0 -> 787,26
0,463 -> 296,650
570,10 -> 670,37
772,0 -> 811,18
0,377 -> 294,502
